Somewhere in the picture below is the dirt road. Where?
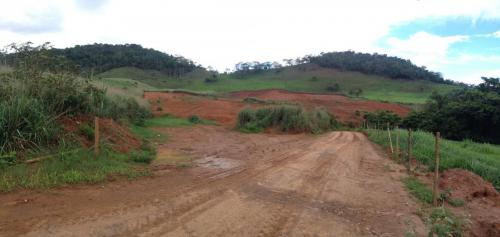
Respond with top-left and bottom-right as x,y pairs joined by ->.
0,127 -> 425,236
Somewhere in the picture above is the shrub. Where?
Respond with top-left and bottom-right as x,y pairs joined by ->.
237,108 -> 256,128
237,106 -> 338,133
188,115 -> 201,124
326,83 -> 340,92
348,88 -> 363,97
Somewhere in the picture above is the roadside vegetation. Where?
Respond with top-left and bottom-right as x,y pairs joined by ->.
237,106 -> 339,133
0,146 -> 150,192
0,43 -> 154,191
367,129 -> 500,190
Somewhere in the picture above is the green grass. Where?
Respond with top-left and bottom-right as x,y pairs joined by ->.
403,176 -> 433,204
98,65 -> 462,104
366,129 -> 500,190
129,114 -> 214,142
0,147 -> 150,192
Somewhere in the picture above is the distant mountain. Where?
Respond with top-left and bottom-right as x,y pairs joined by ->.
306,51 -> 450,84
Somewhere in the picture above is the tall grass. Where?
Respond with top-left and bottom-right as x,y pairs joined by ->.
0,146 -> 150,192
0,43 -> 150,156
366,129 -> 500,190
237,106 -> 339,133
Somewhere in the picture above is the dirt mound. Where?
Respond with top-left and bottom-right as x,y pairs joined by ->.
440,168 -> 498,202
232,89 -> 410,124
60,116 -> 141,153
440,169 -> 500,237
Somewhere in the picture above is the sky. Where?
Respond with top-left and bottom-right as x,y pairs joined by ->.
0,0 -> 499,84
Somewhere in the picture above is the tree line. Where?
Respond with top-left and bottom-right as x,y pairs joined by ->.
231,51 -> 456,85
2,43 -> 198,77
364,77 -> 500,144
306,51 -> 450,83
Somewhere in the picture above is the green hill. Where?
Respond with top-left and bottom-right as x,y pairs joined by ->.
98,64 -> 461,104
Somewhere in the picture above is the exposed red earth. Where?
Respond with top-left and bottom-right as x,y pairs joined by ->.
144,89 -> 411,126
0,126 -> 426,236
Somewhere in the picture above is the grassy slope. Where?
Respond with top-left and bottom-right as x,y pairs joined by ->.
366,129 -> 500,190
98,65 -> 461,104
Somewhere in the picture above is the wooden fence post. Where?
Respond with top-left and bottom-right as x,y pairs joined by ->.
407,129 -> 412,172
395,126 -> 400,160
432,132 -> 441,206
94,116 -> 100,156
387,122 -> 394,156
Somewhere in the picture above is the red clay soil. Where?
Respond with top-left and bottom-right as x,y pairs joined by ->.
144,90 -> 410,127
440,169 -> 500,237
60,116 -> 141,153
232,89 -> 410,124
144,92 -> 260,126
98,118 -> 141,153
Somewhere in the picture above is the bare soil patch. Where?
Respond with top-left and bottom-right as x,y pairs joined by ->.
440,169 -> 500,237
144,89 -> 411,127
0,126 -> 425,236
232,89 -> 410,124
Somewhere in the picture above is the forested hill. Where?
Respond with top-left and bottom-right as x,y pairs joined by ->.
52,44 -> 198,76
306,51 -> 449,84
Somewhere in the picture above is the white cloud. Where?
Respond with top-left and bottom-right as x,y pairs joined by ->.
494,31 -> 500,38
383,32 -> 468,69
448,69 -> 500,85
0,0 -> 499,82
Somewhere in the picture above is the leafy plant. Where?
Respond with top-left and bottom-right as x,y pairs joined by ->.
426,207 -> 470,237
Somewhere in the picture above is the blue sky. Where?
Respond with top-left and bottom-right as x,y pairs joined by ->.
0,0 -> 499,84
379,17 -> 500,83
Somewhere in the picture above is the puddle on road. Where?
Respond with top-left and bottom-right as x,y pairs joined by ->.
195,156 -> 243,170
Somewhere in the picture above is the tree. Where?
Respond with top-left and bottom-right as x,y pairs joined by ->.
403,87 -> 500,144
478,77 -> 500,94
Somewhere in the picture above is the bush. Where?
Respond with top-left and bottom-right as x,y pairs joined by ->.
188,115 -> 201,124
237,106 -> 339,133
326,83 -> 340,92
348,88 -> 363,97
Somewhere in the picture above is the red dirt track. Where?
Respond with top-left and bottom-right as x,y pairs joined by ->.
144,89 -> 411,126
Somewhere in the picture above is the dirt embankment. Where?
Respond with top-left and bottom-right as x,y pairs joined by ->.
61,116 -> 141,152
440,169 -> 500,237
0,127 -> 425,236
144,89 -> 411,127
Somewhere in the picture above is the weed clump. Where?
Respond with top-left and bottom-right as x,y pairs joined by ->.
188,115 -> 201,124
426,207 -> 470,237
236,106 -> 339,133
